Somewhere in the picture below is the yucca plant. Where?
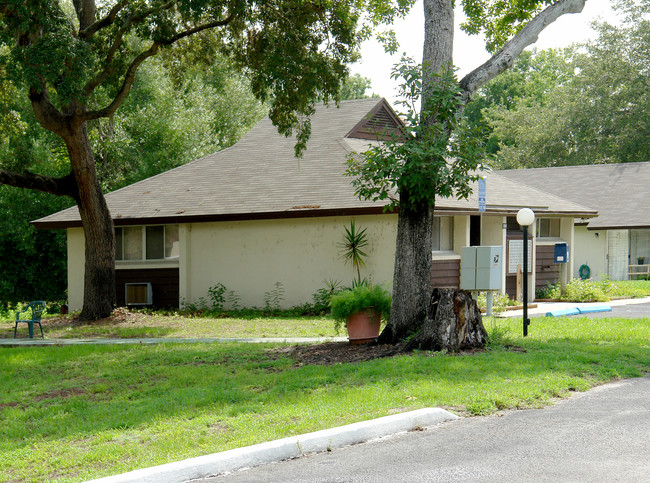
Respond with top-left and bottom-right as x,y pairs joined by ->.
338,220 -> 369,286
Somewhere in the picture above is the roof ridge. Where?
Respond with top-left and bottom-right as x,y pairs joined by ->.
499,161 -> 650,174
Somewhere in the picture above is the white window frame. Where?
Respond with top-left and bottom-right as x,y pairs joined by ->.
432,216 -> 454,252
115,225 -> 179,262
536,218 -> 561,239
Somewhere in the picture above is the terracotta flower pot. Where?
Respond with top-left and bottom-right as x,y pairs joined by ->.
346,308 -> 381,345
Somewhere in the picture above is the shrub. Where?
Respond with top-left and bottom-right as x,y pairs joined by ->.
476,292 -> 517,315
263,282 -> 285,314
207,283 -> 228,311
539,279 -> 609,303
310,279 -> 343,315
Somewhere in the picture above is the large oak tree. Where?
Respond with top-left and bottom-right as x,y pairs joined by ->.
349,0 -> 589,348
0,0 -> 411,319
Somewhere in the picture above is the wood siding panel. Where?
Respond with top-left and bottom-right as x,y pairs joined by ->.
506,276 -> 517,299
431,259 -> 460,289
536,245 -> 560,290
116,268 -> 179,308
505,245 -> 561,299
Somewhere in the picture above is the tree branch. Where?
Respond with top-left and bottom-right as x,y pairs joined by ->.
83,43 -> 161,120
78,0 -> 128,39
158,11 -> 237,45
0,170 -> 78,200
83,10 -> 235,120
28,83 -> 70,136
459,0 -> 586,101
82,2 -> 176,97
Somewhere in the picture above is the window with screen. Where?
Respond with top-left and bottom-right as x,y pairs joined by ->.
537,218 -> 560,238
115,225 -> 179,261
432,216 -> 454,251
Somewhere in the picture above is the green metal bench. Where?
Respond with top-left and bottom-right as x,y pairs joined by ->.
13,301 -> 46,339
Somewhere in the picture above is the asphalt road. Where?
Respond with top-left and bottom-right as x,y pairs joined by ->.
576,302 -> 650,319
209,375 -> 650,482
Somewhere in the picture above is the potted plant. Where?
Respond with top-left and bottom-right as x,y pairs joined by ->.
330,284 -> 391,344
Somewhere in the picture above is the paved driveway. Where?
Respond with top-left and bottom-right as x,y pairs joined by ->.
210,376 -> 650,482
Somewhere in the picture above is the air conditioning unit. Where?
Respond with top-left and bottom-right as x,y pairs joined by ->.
125,282 -> 153,306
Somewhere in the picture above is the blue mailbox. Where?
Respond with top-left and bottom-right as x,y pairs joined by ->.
554,242 -> 569,264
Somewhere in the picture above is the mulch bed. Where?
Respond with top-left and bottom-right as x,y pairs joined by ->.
271,341 -> 410,366
270,342 -> 491,366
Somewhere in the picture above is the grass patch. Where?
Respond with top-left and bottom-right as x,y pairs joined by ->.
1,315 -> 649,482
3,311 -> 338,340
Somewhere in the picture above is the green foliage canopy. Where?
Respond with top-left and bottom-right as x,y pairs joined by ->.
0,0 -> 415,156
462,0 -> 555,52
464,48 -> 575,156
471,0 -> 649,168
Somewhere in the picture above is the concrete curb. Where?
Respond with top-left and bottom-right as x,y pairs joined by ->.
545,305 -> 612,317
577,305 -> 612,314
87,408 -> 458,483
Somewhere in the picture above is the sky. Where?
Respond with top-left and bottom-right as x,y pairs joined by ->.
351,0 -> 616,101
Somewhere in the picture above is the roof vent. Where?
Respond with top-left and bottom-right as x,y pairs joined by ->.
346,101 -> 404,141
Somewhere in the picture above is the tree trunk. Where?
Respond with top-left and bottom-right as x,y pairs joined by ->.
378,198 -> 434,344
405,288 -> 488,352
63,123 -> 116,319
379,0 -> 585,350
422,0 -> 454,86
378,0 -> 455,345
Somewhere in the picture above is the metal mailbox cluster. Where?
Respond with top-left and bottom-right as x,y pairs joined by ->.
461,246 -> 503,291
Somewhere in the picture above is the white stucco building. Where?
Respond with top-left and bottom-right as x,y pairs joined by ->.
34,98 -> 598,310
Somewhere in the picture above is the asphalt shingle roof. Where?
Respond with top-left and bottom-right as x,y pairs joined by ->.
498,162 -> 650,229
33,98 -> 597,229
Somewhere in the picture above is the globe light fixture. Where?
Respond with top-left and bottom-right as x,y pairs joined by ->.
517,208 -> 535,337
516,207 -> 535,227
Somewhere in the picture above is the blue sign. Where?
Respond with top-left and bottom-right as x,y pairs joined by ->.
478,178 -> 486,212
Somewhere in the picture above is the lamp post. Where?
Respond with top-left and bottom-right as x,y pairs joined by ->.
517,208 -> 535,337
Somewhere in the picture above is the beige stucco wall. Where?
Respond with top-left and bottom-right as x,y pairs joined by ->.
573,225 -> 607,280
481,215 -> 505,246
67,228 -> 85,312
452,215 -> 469,254
181,214 -> 398,309
65,212 -> 588,311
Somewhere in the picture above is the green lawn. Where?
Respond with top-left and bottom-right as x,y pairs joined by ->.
2,280 -> 648,340
4,313 -> 340,340
1,314 -> 649,482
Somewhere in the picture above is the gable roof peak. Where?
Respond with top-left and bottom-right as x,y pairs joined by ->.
345,97 -> 405,141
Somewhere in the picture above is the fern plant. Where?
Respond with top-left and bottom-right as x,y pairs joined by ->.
330,284 -> 391,333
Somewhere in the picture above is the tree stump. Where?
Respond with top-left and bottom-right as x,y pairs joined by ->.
405,288 -> 488,352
